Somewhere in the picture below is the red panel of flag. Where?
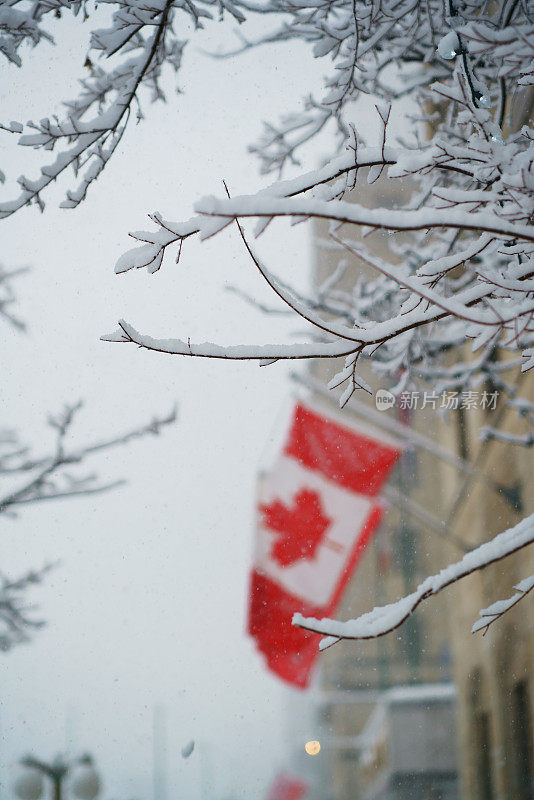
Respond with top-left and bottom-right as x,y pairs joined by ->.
248,402 -> 400,688
265,774 -> 308,800
284,403 -> 399,496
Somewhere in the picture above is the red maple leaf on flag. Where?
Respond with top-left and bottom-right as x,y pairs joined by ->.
260,488 -> 332,567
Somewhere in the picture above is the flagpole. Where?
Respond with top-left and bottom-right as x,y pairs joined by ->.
153,705 -> 167,800
199,742 -> 212,800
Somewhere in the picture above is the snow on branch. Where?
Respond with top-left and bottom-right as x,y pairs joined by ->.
101,318 -> 356,360
1,0 -> 218,214
113,147 -> 402,275
191,193 -> 534,243
0,0 -> 176,216
104,91 -> 531,419
472,575 -> 534,636
293,514 -> 534,650
105,56 -> 534,414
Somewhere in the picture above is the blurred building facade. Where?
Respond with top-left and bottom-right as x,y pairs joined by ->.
300,159 -> 534,800
441,365 -> 534,800
356,684 -> 458,800
303,174 -> 461,800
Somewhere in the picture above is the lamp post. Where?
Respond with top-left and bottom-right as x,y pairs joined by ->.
13,754 -> 101,800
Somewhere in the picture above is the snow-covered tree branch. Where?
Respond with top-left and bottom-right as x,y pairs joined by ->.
0,402 -> 176,516
293,513 -> 534,649
0,563 -> 55,653
0,222 -> 177,652
0,264 -> 27,331
0,402 -> 176,650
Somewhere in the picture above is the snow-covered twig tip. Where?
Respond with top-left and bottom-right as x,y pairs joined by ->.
294,514 -> 534,649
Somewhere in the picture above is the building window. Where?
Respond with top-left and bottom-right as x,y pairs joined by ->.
456,404 -> 469,461
393,524 -> 417,584
511,681 -> 534,800
397,615 -> 421,671
474,710 -> 494,800
469,670 -> 495,800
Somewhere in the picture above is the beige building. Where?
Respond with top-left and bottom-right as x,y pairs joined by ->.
442,365 -> 534,800
441,84 -> 534,800
305,175 -> 461,800
308,387 -> 461,800
304,176 -> 534,799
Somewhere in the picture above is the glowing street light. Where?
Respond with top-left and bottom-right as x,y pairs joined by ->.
13,767 -> 43,800
304,740 -> 321,756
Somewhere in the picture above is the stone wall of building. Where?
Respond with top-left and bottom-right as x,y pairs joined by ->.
307,174 -> 460,800
442,365 -> 534,800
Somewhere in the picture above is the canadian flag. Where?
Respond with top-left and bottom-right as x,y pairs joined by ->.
265,774 -> 308,800
248,402 -> 400,688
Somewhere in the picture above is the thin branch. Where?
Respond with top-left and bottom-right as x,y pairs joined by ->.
294,512 -> 534,648
472,574 -> 534,635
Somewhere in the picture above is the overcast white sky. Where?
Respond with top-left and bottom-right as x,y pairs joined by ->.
0,11 -> 343,800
